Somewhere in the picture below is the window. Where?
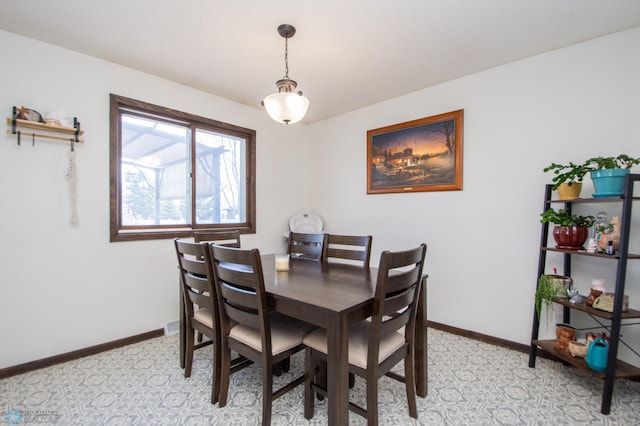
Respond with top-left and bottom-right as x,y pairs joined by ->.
110,94 -> 256,242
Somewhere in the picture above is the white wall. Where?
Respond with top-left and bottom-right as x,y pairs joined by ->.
0,30 -> 311,369
2,27 -> 639,369
308,27 -> 640,363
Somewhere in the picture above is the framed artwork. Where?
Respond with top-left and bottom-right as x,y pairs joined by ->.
367,109 -> 463,194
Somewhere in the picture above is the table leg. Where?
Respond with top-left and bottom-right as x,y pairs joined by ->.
326,315 -> 349,425
415,274 -> 428,397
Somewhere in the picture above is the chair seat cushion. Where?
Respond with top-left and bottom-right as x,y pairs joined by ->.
303,321 -> 404,369
229,314 -> 315,355
193,308 -> 214,329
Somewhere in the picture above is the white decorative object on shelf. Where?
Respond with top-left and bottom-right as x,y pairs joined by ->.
45,108 -> 73,128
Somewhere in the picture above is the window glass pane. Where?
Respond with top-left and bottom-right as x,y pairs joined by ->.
110,94 -> 256,242
194,128 -> 246,224
121,113 -> 190,226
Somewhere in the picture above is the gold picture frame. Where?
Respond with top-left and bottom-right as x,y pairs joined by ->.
367,109 -> 463,194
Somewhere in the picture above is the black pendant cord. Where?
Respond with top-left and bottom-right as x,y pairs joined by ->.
283,37 -> 289,78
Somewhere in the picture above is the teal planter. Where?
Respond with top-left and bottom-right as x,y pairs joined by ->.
590,168 -> 629,197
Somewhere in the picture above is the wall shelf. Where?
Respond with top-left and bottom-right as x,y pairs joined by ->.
6,106 -> 84,145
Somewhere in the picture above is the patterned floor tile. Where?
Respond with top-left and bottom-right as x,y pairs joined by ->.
1,329 -> 639,425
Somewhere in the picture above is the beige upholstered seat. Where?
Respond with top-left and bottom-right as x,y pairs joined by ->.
192,308 -> 214,328
229,315 -> 313,355
210,244 -> 315,425
304,243 -> 427,425
304,321 -> 405,370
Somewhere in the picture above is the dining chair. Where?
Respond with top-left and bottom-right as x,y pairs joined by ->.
194,229 -> 241,247
286,231 -> 327,260
311,233 -> 372,392
322,233 -> 372,266
197,228 -> 290,376
173,238 -> 223,404
303,243 -> 427,425
210,244 -> 316,425
192,230 -> 241,345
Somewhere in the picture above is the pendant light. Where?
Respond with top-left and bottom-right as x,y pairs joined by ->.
261,24 -> 309,124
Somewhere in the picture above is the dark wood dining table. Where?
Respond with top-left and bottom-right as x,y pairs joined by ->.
179,254 -> 427,425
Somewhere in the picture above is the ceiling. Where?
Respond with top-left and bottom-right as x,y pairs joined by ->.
1,1 -> 640,123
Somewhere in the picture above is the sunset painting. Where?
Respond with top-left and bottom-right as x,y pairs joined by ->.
367,110 -> 463,194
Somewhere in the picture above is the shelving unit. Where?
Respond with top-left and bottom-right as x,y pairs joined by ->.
6,106 -> 84,146
528,173 -> 640,415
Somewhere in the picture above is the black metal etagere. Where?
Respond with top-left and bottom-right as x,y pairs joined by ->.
528,173 -> 640,415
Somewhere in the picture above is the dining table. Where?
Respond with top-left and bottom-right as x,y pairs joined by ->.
179,253 -> 428,426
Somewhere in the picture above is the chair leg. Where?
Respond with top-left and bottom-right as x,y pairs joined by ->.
315,358 -> 327,401
218,346 -> 231,407
262,362 -> 273,426
210,345 -> 220,405
272,357 -> 290,376
184,327 -> 195,378
405,355 -> 418,418
366,372 -> 379,426
314,359 -> 348,400
304,348 -> 315,420
282,356 -> 291,373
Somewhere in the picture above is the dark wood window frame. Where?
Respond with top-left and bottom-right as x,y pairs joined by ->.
109,94 -> 256,242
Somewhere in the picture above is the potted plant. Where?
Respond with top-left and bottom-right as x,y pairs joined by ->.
535,274 -> 569,319
583,154 -> 640,197
543,162 -> 591,199
540,207 -> 595,250
584,154 -> 640,170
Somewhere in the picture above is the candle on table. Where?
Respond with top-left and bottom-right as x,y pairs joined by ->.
275,254 -> 290,271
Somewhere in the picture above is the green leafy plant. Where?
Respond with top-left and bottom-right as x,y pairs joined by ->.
595,223 -> 614,234
583,154 -> 640,170
540,207 -> 595,227
544,155 -> 639,190
543,162 -> 591,190
535,275 -> 566,318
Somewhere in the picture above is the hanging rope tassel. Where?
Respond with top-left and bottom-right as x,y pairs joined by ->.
67,140 -> 78,224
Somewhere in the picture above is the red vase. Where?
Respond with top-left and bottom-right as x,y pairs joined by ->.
553,225 -> 589,250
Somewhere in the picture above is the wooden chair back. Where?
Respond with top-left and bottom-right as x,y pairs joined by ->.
322,234 -> 372,266
369,243 -> 427,369
194,230 -> 241,247
287,231 -> 327,260
173,238 -> 221,403
210,245 -> 270,352
174,239 -> 218,336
